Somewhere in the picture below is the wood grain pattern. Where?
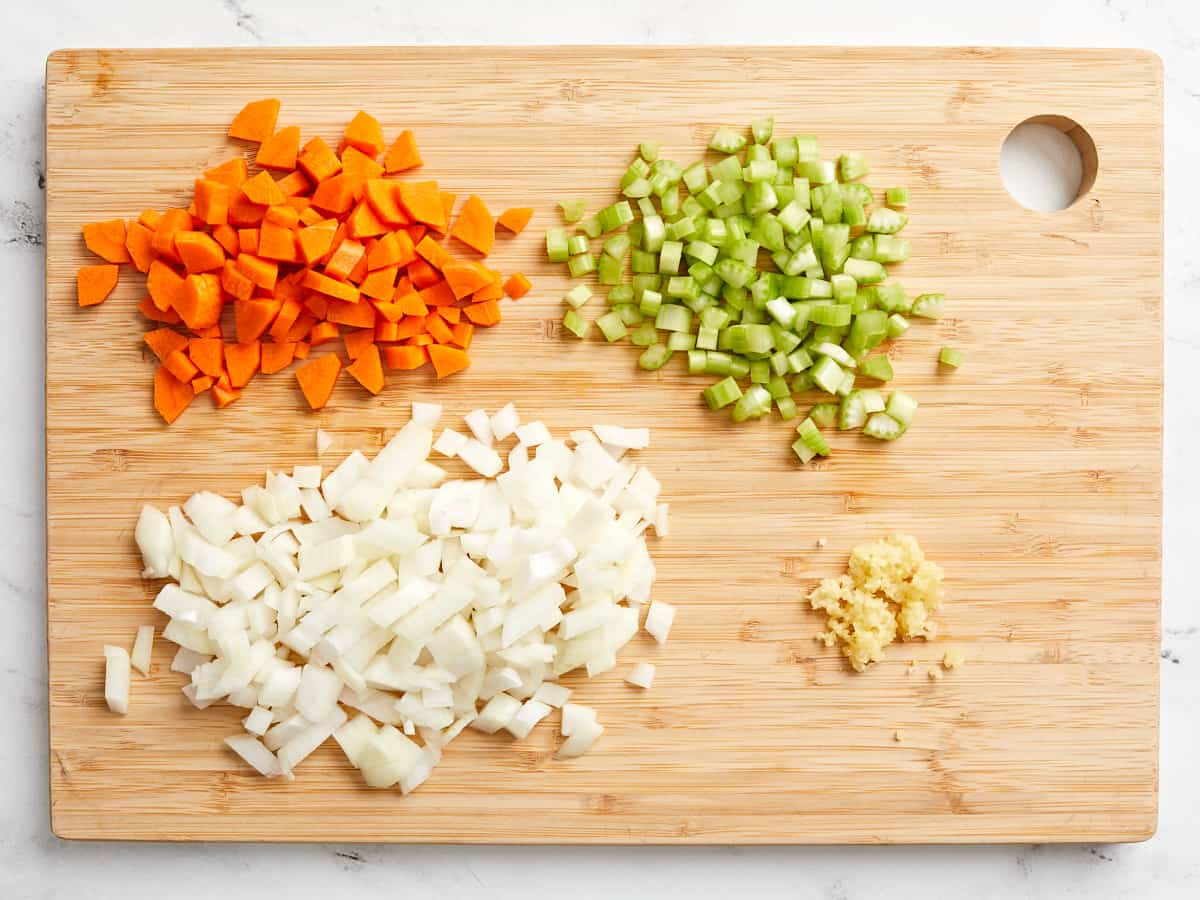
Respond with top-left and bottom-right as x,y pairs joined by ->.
44,47 -> 1162,843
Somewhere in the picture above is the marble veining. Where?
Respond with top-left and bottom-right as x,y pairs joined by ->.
4,0 -> 1198,897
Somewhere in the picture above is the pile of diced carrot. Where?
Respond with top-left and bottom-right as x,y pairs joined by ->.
76,99 -> 534,424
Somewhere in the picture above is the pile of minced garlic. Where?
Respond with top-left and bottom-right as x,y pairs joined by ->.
809,533 -> 944,672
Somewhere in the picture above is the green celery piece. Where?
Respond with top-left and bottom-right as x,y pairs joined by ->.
766,374 -> 791,399
836,371 -> 856,397
831,274 -> 857,301
642,215 -> 666,252
791,371 -> 815,392
815,185 -> 843,224
631,249 -> 659,274
887,313 -> 910,337
607,284 -> 634,304
863,412 -> 904,440
681,196 -> 706,219
787,348 -> 813,373
612,304 -> 644,326
631,274 -> 662,298
775,396 -> 799,421
777,200 -> 811,235
647,172 -> 672,197
838,391 -> 867,430
709,127 -> 747,154
810,356 -> 844,394
640,141 -> 660,162
792,438 -> 818,464
770,323 -> 802,354
597,254 -> 624,285
704,351 -> 733,376
660,184 -> 681,217
722,284 -> 748,308
775,183 -> 796,208
885,186 -> 910,208
630,322 -> 658,346
744,159 -> 779,183
689,259 -> 714,284
659,240 -> 683,275
840,182 -> 873,205
638,344 -> 674,371
623,177 -> 652,199
559,199 -> 587,224
655,304 -> 693,333
666,276 -> 700,301
871,284 -> 910,313
728,238 -> 761,266
912,293 -> 945,319
732,385 -> 772,422
793,177 -> 812,209
603,233 -> 631,259
636,197 -> 657,219
809,304 -> 851,327
838,152 -> 870,182
667,331 -> 697,351
850,234 -> 875,261
568,253 -> 596,278
745,181 -> 778,217
598,200 -> 636,232
546,228 -> 569,263
769,351 -> 791,377
859,389 -> 885,413
638,289 -> 663,317
700,306 -> 731,330
749,360 -> 770,384
795,135 -> 820,161
665,217 -> 697,241
795,417 -> 831,455
628,220 -> 645,247
755,217 -> 786,252
701,217 -> 728,244
809,402 -> 839,428
842,198 -> 866,227
773,136 -> 799,167
698,181 -> 724,211
867,207 -> 908,234
580,215 -> 603,239
687,349 -> 708,374
566,234 -> 589,256
814,342 -> 857,368
885,391 -> 918,426
809,323 -> 848,345
703,376 -> 743,410
797,159 -> 835,184
843,258 -> 886,284
595,311 -> 628,342
621,157 -> 649,189
729,356 -> 751,377
715,258 -> 755,289
751,117 -> 775,144
727,323 -> 774,355
682,161 -> 709,193
872,235 -> 910,264
564,284 -> 593,309
939,346 -> 964,368
652,159 -> 683,182
765,297 -> 797,329
562,309 -> 590,339
745,143 -> 770,163
711,156 -> 744,183
696,325 -> 719,350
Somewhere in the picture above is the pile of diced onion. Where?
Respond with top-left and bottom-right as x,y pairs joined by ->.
111,402 -> 673,794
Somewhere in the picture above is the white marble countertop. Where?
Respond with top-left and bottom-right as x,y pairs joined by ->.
3,1 -> 1197,897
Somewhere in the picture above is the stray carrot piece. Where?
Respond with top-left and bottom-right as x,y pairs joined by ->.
212,223 -> 240,256
450,321 -> 474,349
175,273 -> 223,331
415,235 -> 453,272
424,312 -> 455,344
473,277 -> 504,302
343,328 -> 376,360
227,191 -> 268,227
382,344 -> 428,370
344,111 -> 386,157
268,297 -> 303,342
236,298 -> 282,343
503,272 -> 532,300
211,379 -> 241,408
364,180 -> 410,226
324,239 -> 366,282
138,296 -> 181,324
359,265 -> 398,302
393,290 -> 428,317
144,327 -> 189,362
82,219 -> 130,263
77,263 -> 119,307
124,221 -> 156,273
193,179 -> 231,227
297,219 -> 338,264
164,348 -> 200,383
236,254 -> 279,292
229,98 -> 280,143
347,199 -> 389,240
464,299 -> 502,326
449,194 -> 495,256
298,136 -> 342,184
345,343 -> 385,395
237,228 -> 260,255
175,231 -> 226,274
224,341 -> 261,389
340,145 -> 384,189
242,170 -> 286,207
146,259 -> 186,311
418,279 -> 456,308
276,169 -> 311,198
295,353 -> 342,409
497,207 -> 533,235
408,258 -> 441,289
221,259 -> 256,301
444,260 -> 497,300
438,305 -> 462,324
397,181 -> 446,230
187,337 -> 226,377
154,365 -> 194,424
152,208 -> 193,263
428,344 -> 471,379
383,130 -> 422,174
191,374 -> 215,394
311,173 -> 356,216
327,298 -> 377,329
293,341 -> 311,360
261,341 -> 297,374
255,125 -> 301,171
258,220 -> 300,262
204,158 -> 249,188
308,320 -> 340,347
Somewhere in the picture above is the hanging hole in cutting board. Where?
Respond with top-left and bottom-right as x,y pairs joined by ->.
1000,115 -> 1098,212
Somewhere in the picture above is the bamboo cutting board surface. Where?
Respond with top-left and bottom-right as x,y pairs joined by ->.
44,47 -> 1162,843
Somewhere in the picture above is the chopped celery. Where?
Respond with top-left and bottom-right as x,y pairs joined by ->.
704,351 -> 733,376
581,215 -> 603,239
727,323 -> 774,355
655,304 -> 692,333
709,127 -> 748,154
608,284 -> 634,304
631,274 -> 661,298
660,183 -> 681,216
703,376 -> 743,410
638,344 -> 673,371
843,258 -> 886,284
792,438 -> 818,464
872,235 -> 910,264
562,309 -> 590,339
838,152 -> 869,182
885,391 -> 918,427
597,254 -> 624,285
732,385 -> 772,422
840,182 -> 873,206
912,293 -> 945,319
696,325 -> 719,349
568,253 -> 596,278
685,240 -> 719,267
559,198 -> 587,224
836,371 -> 856,397
546,228 -> 569,263
597,200 -> 636,232
729,356 -> 750,377
795,135 -> 819,160
795,417 -> 831,455
564,284 -> 593,309
775,396 -> 799,420
667,332 -> 696,351
749,360 -> 771,384
859,354 -> 894,382
639,289 -> 663,317
621,157 -> 649,188
631,249 -> 658,274
872,284 -> 910,313
595,311 -> 628,342
863,412 -> 903,440
700,306 -> 731,330
682,161 -> 709,193
850,234 -> 875,260
640,141 -> 660,162
771,323 -> 802,354
642,215 -> 666,252
791,371 -> 814,393
745,182 -> 778,217
666,217 -> 697,241
939,347 -> 964,368
787,348 -> 813,373
613,304 -> 644,326
766,297 -> 797,329
766,375 -> 790,399
838,391 -> 866,430
603,233 -> 631,259
711,155 -> 744,183
773,136 -> 799,167
859,389 -> 885,413
630,322 -> 658,346
842,198 -> 866,227
744,159 -> 779,183
566,234 -> 589,256
797,159 -> 835,184
809,304 -> 851,327
831,274 -> 857,301
687,349 -> 708,374
810,402 -> 839,428
752,117 -> 775,144
810,356 -> 844,394
623,177 -> 652,198
814,342 -> 857,368
659,241 -> 683,275
885,187 -> 910,208
886,313 -> 909,337
666,276 -> 699,300
867,207 -> 908,234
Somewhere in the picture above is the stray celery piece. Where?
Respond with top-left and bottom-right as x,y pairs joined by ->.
810,402 -> 839,428
836,371 -> 856,397
863,412 -> 903,440
640,141 -> 660,162
546,228 -> 569,263
766,374 -> 790,399
912,293 -> 945,319
655,304 -> 693,333
613,304 -> 644,326
631,249 -> 658,274
885,186 -> 910,208
595,311 -> 628,342
559,198 -> 587,224
630,322 -> 658,346
729,356 -> 751,377
838,152 -> 869,182
607,284 -> 634,304
842,258 -> 886,284
887,313 -> 910,337
795,417 -> 831,455
750,360 -> 771,384
568,253 -> 596,278
638,343 -> 674,371
661,184 -> 681,217
773,136 -> 799,167
621,157 -> 649,189
867,207 -> 908,234
732,385 -> 772,422
831,274 -> 857,301
872,235 -> 911,264
623,177 -> 652,199
872,284 -> 910,313
809,304 -> 852,327
797,159 -> 835,184
603,233 -> 631,259
776,396 -> 799,420
791,371 -> 814,392
794,135 -> 819,161
667,332 -> 696,351
838,391 -> 866,430
939,346 -> 964,368
787,348 -> 813,373
886,391 -> 918,427
562,309 -> 590,339
696,325 -> 719,350
792,438 -> 818,464
710,127 -> 747,154
751,117 -> 775,144
859,389 -> 886,413
682,161 -> 709,193
566,234 -> 589,256
581,215 -> 603,238
564,284 -> 593,309
639,289 -> 663,317
810,356 -> 844,394
687,349 -> 708,374
703,376 -> 743,410
659,241 -> 683,275
705,351 -> 733,376
859,354 -> 894,382
597,254 -> 624,285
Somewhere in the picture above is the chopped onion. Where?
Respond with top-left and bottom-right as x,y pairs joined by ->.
225,733 -> 285,778
411,401 -> 443,428
315,428 -> 332,456
130,625 -> 154,676
103,644 -> 131,714
433,427 -> 469,458
490,402 -> 520,441
464,409 -> 494,445
644,600 -> 676,645
625,661 -> 656,689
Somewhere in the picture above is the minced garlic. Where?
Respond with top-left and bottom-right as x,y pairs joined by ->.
808,533 -> 944,672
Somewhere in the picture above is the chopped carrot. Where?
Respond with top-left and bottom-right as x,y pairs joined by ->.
327,298 -> 377,329
408,258 -> 441,289
77,264 -> 119,307
449,195 -> 495,256
261,341 -> 297,374
297,219 -> 338,264
236,298 -> 282,343
340,146 -> 384,188
308,320 -> 340,347
175,273 -> 223,331
175,231 -> 226,273
383,130 -> 422,174
286,311 -> 318,343
276,170 -> 311,197
394,315 -> 427,340
238,228 -> 260,255
236,254 -> 279,292
268,297 -> 303,341
438,305 -> 462,324
450,321 -> 474,349
124,221 -> 156,273
464,299 -> 502,326
229,98 -> 280,143
146,259 -> 186,311
299,136 -> 342,184
382,345 -> 428,370
311,173 -> 356,215
366,231 -> 401,270
295,353 -> 341,409
223,341 -> 261,389
394,290 -> 428,317
144,327 -> 189,362
212,223 -> 240,256
418,279 -> 456,308
324,239 -> 366,282
227,191 -> 268,227
255,126 -> 301,171
220,259 -> 255,301
375,320 -> 400,342
497,207 -> 533,235
138,208 -> 162,230
152,208 -> 193,263
191,374 -> 215,394
415,235 -> 453,272
83,219 -> 130,263
211,379 -> 241,408
293,341 -> 310,360
433,192 -> 457,235
204,158 -> 249,187
193,179 -> 230,226
342,328 -> 376,360
153,365 -> 194,424
345,342 -> 385,395
305,293 -> 329,319
364,180 -> 409,226
473,277 -> 505,302
347,199 -> 389,240
444,260 -> 497,300
428,344 -> 470,379
265,204 -> 301,229
242,170 -> 286,207
299,206 -> 323,227
424,312 -> 455,344
359,265 -> 398,302
344,111 -> 386,157
164,348 -> 200,383
138,296 -> 181,324
196,323 -> 223,339
373,301 -> 405,324
187,337 -> 226,377
258,220 -> 300,262
503,272 -> 532,300
398,181 -> 446,230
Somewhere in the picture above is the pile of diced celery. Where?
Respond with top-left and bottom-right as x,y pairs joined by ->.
547,118 -> 948,463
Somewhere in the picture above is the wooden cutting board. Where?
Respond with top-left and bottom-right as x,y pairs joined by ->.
44,47 -> 1162,843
